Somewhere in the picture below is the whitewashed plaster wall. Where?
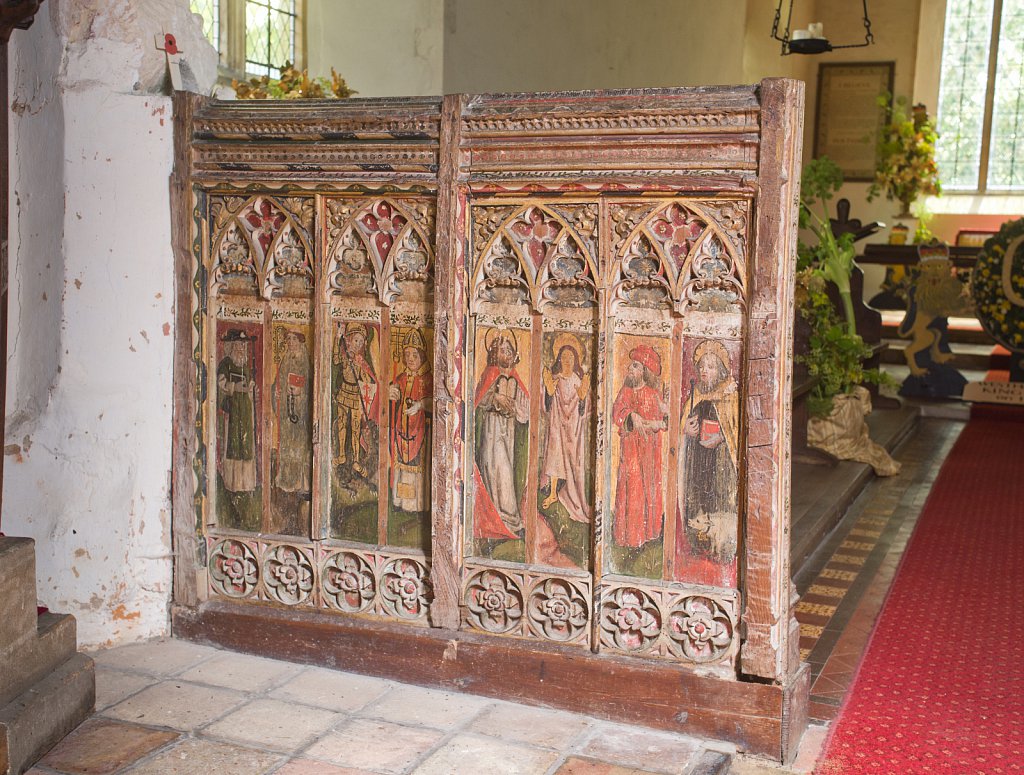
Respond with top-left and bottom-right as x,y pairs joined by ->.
4,0 -> 215,648
306,0 -> 444,97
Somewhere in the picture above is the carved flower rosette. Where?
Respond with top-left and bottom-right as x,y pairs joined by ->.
465,570 -> 524,634
380,557 -> 432,620
599,587 -> 661,653
209,539 -> 259,599
262,544 -> 315,606
666,595 -> 734,663
322,551 -> 375,613
527,578 -> 589,643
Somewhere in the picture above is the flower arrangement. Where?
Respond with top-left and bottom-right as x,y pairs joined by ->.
233,61 -> 356,100
868,96 -> 941,216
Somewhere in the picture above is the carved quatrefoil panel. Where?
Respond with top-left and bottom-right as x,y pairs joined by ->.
599,581 -> 737,665
462,565 -> 592,646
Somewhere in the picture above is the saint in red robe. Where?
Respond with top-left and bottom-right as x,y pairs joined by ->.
611,382 -> 667,548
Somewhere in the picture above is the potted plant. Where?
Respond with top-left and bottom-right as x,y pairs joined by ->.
868,96 -> 941,218
796,157 -> 900,475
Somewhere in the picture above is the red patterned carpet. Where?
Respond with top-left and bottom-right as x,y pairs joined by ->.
816,414 -> 1024,773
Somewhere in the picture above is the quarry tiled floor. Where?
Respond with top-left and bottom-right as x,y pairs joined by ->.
28,421 -> 961,774
26,637 -> 756,775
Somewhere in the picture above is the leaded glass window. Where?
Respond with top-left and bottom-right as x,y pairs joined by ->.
245,0 -> 297,78
188,0 -> 301,78
190,0 -> 220,53
936,0 -> 1024,192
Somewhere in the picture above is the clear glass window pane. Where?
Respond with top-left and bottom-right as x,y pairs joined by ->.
245,0 -> 296,76
988,0 -> 1024,190
935,0 -> 995,190
189,0 -> 219,53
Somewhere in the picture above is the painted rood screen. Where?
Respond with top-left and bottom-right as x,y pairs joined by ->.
199,191 -> 747,667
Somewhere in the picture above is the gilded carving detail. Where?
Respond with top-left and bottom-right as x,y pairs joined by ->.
325,197 -> 435,305
473,203 -> 598,311
611,200 -> 745,314
209,195 -> 314,300
462,111 -> 758,135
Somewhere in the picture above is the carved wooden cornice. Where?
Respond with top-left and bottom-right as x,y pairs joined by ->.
0,0 -> 43,44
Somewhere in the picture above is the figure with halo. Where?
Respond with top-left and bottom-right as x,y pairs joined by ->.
473,328 -> 531,541
539,332 -> 592,523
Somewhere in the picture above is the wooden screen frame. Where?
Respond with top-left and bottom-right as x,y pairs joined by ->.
170,81 -> 808,762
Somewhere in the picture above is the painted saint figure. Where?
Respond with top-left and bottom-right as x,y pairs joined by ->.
474,329 -> 530,540
217,329 -> 257,493
612,345 -> 669,548
679,339 -> 739,564
540,334 -> 591,523
272,329 -> 312,493
389,329 -> 432,513
334,322 -> 380,483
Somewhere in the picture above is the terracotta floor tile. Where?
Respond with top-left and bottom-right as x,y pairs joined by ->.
274,761 -> 378,775
269,666 -> 390,713
359,684 -> 491,730
122,738 -> 282,774
808,700 -> 840,722
411,733 -> 559,775
39,718 -> 179,774
89,638 -> 218,678
555,757 -> 666,775
303,717 -> 443,773
576,722 -> 701,773
467,701 -> 592,749
103,679 -> 247,732
202,698 -> 341,753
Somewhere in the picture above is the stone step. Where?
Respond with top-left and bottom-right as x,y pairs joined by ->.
0,538 -> 37,653
0,613 -> 78,709
0,652 -> 95,775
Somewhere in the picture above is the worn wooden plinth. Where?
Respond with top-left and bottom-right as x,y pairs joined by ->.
173,600 -> 810,762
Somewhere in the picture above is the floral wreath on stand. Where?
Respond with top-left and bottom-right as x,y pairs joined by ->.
971,217 -> 1024,353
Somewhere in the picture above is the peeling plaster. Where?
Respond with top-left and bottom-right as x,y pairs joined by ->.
3,0 -> 216,649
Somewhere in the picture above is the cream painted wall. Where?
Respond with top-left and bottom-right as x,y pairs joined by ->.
443,0 -> 749,94
306,0 -> 444,96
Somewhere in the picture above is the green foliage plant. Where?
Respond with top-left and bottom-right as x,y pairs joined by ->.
800,156 -> 857,337
796,270 -> 891,417
233,61 -> 356,99
797,157 -> 895,416
868,96 -> 941,216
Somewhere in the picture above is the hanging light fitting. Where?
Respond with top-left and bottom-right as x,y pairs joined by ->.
771,0 -> 875,55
